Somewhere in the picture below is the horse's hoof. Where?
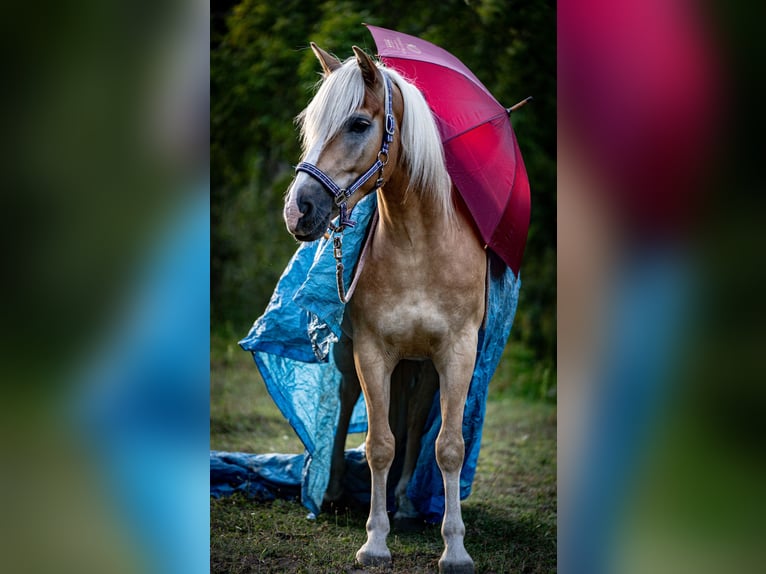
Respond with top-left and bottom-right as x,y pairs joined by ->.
356,544 -> 392,568
438,557 -> 475,574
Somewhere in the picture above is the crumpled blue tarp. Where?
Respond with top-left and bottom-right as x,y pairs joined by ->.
210,451 -> 303,501
233,193 -> 521,521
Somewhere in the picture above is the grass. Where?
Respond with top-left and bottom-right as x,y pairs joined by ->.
211,332 -> 556,573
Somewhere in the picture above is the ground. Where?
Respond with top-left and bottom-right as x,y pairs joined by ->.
210,335 -> 556,573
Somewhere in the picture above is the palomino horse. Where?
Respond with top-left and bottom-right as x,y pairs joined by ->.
283,44 -> 486,574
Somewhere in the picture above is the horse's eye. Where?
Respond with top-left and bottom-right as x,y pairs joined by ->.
349,118 -> 371,134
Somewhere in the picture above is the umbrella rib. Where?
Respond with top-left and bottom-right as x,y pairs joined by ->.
441,111 -> 509,144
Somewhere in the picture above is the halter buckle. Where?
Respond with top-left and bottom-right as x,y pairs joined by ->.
377,150 -> 389,166
334,192 -> 348,207
385,113 -> 395,137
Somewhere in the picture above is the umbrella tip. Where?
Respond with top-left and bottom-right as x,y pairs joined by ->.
507,96 -> 533,115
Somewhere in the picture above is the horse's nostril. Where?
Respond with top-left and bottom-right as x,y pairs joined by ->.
297,194 -> 314,219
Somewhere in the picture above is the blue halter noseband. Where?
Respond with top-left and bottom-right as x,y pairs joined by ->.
295,72 -> 395,232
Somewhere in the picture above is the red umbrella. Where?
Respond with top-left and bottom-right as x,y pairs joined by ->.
367,25 -> 531,274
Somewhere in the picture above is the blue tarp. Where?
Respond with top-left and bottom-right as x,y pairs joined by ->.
224,193 -> 520,522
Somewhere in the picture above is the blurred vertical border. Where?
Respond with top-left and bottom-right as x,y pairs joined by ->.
559,0 -> 766,572
0,0 -> 210,572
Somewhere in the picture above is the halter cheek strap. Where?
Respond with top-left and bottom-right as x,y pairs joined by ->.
295,72 -> 395,231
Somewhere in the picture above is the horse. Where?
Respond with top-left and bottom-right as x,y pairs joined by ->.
283,43 -> 487,574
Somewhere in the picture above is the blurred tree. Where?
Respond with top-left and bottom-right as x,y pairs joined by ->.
211,0 -> 555,378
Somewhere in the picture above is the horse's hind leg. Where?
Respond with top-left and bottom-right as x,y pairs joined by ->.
394,360 -> 438,528
325,333 -> 361,504
434,335 -> 478,574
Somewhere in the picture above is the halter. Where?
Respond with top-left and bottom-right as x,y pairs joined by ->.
295,71 -> 395,232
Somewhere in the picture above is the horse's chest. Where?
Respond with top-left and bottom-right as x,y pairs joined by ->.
349,237 -> 484,356
351,267 -> 468,357
378,297 -> 447,337
352,294 -> 448,357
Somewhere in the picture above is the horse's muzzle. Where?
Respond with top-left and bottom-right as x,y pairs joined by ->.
284,180 -> 333,241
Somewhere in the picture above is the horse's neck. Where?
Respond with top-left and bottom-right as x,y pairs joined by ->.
375,183 -> 448,251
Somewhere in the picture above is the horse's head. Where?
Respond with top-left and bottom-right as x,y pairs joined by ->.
284,44 -> 402,241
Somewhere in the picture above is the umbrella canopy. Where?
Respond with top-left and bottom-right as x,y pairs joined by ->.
367,25 -> 531,274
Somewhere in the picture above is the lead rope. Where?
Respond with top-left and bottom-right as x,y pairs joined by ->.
333,204 -> 379,303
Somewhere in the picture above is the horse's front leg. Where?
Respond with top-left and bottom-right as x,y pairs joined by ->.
353,336 -> 396,567
434,334 -> 478,574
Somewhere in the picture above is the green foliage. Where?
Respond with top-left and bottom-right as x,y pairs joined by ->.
492,340 -> 556,403
212,0 -> 556,395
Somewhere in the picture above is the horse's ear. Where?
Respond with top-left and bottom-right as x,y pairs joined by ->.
352,46 -> 378,87
311,42 -> 341,76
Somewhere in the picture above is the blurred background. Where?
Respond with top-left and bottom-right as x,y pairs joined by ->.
210,0 -> 557,402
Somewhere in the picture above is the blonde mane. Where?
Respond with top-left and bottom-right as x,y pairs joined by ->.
297,56 -> 454,219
